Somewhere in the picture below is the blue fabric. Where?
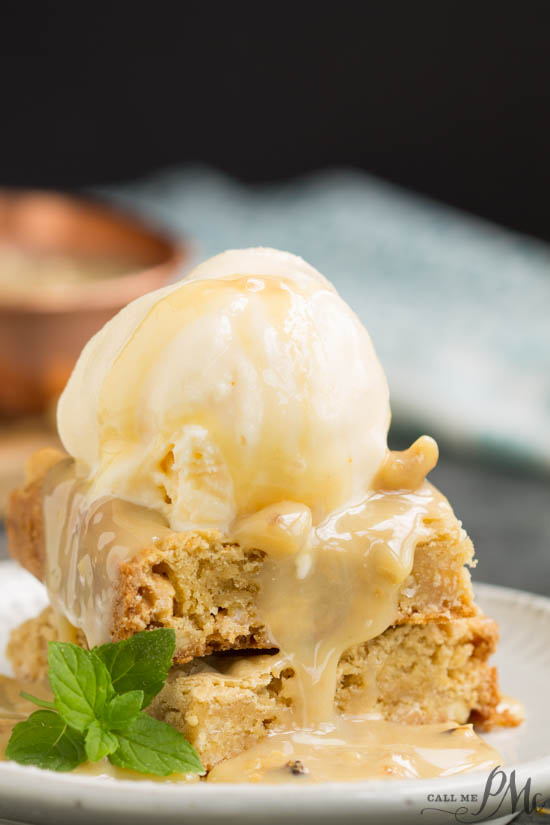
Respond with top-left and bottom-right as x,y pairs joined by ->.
100,167 -> 550,474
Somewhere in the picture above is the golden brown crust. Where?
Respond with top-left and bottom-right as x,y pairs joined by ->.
6,606 -> 88,683
6,607 -> 57,683
397,526 -> 476,623
7,609 -> 518,771
7,449 -> 477,663
112,535 -> 272,661
6,451 -> 519,774
336,616 -> 501,723
152,616 -> 518,769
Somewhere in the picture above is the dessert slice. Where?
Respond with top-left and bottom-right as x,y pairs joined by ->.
3,249 -> 521,782
8,449 -> 478,662
7,608 -> 506,772
152,617 -> 506,770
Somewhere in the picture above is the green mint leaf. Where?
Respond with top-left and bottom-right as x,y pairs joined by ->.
85,721 -> 119,762
48,642 -> 113,732
109,714 -> 203,776
19,691 -> 57,710
104,690 -> 144,730
95,629 -> 175,708
6,710 -> 86,772
6,632 -> 189,775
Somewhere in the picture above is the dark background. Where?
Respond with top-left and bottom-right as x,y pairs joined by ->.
2,2 -> 550,240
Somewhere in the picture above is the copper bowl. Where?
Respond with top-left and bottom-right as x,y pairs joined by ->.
0,190 -> 186,416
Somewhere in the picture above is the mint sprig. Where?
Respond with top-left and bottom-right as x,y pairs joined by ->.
85,720 -> 119,762
104,690 -> 144,729
5,629 -> 204,777
49,643 -> 113,732
109,714 -> 204,776
7,710 -> 86,771
94,628 -> 174,707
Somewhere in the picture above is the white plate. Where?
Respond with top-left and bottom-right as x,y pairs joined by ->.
0,559 -> 548,825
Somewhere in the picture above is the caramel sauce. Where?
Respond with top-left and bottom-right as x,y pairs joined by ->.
0,720 -> 15,760
43,458 -> 172,647
74,760 -> 200,783
0,674 -> 53,719
207,721 -> 500,783
0,675 -> 53,763
209,438 -> 501,781
34,437 -> 502,782
242,481 -> 443,727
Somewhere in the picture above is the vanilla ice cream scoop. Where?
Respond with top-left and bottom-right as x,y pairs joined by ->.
58,248 -> 390,530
